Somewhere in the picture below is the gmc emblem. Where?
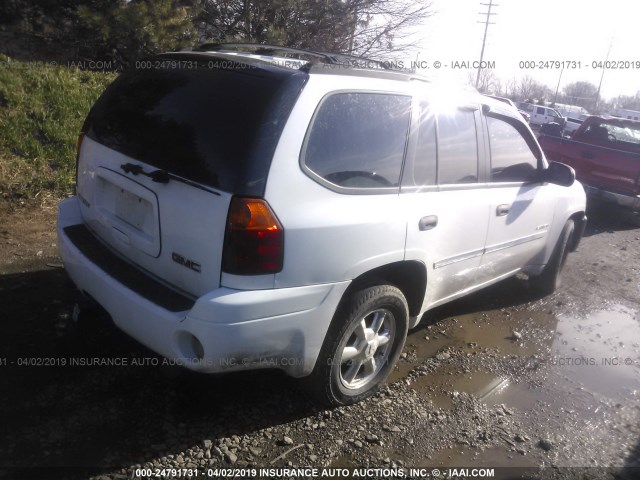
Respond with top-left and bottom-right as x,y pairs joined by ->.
172,252 -> 201,273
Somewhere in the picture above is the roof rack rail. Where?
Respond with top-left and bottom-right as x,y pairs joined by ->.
195,42 -> 404,72
196,43 -> 337,63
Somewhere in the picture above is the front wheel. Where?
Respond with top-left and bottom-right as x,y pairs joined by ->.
530,220 -> 574,295
303,285 -> 409,407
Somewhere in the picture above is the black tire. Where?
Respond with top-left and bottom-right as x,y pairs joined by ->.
530,220 -> 574,295
303,285 -> 409,407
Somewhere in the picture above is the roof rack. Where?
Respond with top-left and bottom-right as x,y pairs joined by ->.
194,42 -> 405,72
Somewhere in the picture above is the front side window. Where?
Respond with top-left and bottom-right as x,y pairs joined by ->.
487,116 -> 539,182
303,93 -> 411,189
437,110 -> 479,184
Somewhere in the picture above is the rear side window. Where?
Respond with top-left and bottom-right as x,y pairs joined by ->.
437,110 -> 478,184
487,116 -> 539,182
303,93 -> 411,190
85,58 -> 306,196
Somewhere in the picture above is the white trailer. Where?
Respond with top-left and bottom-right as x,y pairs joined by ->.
609,108 -> 640,121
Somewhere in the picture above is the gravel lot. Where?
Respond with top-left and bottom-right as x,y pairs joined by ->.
0,199 -> 638,480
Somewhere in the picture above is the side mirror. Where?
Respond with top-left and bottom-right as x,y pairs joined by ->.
544,161 -> 575,187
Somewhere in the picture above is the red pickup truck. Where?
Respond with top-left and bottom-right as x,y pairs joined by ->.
538,116 -> 640,210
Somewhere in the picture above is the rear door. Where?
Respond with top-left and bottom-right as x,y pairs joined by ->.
76,56 -> 307,297
403,101 -> 491,308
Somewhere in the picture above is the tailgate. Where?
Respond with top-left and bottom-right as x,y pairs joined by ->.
74,55 -> 307,297
77,137 -> 231,297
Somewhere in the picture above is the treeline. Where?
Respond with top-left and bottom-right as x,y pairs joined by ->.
0,0 -> 432,67
477,71 -> 640,112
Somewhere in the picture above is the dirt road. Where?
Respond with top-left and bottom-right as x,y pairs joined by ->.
0,200 -> 638,480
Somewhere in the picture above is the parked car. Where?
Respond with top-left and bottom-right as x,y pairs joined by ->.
485,95 -> 530,122
562,117 -> 584,136
555,104 -> 589,118
539,115 -> 640,210
529,105 -> 566,127
57,44 -> 587,406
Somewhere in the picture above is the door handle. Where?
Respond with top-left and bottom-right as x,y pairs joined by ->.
419,215 -> 438,231
581,151 -> 595,159
496,204 -> 510,216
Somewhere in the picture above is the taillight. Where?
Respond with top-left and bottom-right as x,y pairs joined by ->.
75,133 -> 85,188
222,197 -> 284,275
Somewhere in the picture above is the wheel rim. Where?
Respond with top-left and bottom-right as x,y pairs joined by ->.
339,308 -> 396,390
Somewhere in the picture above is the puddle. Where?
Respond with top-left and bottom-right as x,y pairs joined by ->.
484,306 -> 640,411
550,305 -> 640,401
392,308 -> 556,382
385,304 -> 640,469
400,304 -> 639,405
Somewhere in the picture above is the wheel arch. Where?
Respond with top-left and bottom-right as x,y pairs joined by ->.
568,211 -> 587,252
339,260 -> 427,318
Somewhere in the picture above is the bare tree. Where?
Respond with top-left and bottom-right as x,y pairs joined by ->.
501,76 -> 518,99
516,75 -> 536,101
195,0 -> 433,58
345,0 -> 433,57
560,81 -> 598,109
467,69 -> 500,94
614,91 -> 640,110
516,75 -> 552,103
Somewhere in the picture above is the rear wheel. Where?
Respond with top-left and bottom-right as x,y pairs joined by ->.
530,220 -> 574,295
304,285 -> 408,407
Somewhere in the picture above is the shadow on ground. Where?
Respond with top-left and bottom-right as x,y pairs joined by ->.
0,268 -> 317,478
583,200 -> 640,237
0,267 -> 537,478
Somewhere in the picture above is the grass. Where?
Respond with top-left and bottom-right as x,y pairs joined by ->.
0,54 -> 116,202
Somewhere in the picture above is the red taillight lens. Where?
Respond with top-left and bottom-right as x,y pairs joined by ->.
75,133 -> 85,188
76,133 -> 85,158
222,197 -> 284,275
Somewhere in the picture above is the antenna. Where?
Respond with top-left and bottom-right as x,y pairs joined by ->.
475,0 -> 498,90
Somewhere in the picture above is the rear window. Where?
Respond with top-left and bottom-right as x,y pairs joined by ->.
84,57 -> 307,195
302,93 -> 411,190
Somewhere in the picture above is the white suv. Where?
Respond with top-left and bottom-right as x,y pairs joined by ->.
57,45 -> 587,406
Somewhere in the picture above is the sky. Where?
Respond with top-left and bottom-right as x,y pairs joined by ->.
409,0 -> 640,103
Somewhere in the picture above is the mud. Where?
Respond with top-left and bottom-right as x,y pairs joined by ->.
0,199 -> 638,479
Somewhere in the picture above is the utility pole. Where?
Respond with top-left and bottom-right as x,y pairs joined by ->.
476,0 -> 497,90
594,36 -> 613,113
553,69 -> 564,106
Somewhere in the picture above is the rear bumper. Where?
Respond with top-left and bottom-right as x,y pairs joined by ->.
584,185 -> 640,210
57,197 -> 349,377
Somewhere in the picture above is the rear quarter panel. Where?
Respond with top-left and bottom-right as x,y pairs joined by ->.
264,75 -> 413,288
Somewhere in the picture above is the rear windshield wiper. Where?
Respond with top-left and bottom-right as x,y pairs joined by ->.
119,162 -> 221,195
120,163 -> 170,183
